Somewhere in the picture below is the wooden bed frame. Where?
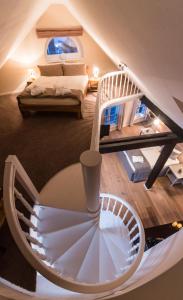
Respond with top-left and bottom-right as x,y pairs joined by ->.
17,96 -> 82,119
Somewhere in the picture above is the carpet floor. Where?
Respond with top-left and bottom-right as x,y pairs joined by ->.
0,94 -> 93,291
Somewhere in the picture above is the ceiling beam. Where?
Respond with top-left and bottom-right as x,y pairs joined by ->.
99,132 -> 182,154
145,142 -> 177,189
36,26 -> 83,38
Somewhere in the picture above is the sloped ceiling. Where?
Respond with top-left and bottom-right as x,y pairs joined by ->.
0,0 -> 183,130
68,0 -> 183,130
0,0 -> 63,68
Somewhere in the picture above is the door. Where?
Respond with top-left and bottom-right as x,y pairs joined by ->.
103,105 -> 121,131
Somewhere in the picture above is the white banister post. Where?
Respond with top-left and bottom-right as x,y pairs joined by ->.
80,150 -> 102,215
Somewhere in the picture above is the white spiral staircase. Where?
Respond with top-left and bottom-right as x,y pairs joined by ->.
3,150 -> 144,296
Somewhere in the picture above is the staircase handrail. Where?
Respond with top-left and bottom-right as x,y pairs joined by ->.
90,70 -> 143,151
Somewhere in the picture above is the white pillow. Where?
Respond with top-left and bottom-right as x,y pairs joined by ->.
30,85 -> 45,96
55,87 -> 72,96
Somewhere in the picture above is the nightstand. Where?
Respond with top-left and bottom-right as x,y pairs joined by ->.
166,164 -> 183,186
88,77 -> 100,92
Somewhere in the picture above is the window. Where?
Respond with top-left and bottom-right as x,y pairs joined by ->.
133,101 -> 148,124
104,105 -> 120,126
135,103 -> 147,118
46,37 -> 83,62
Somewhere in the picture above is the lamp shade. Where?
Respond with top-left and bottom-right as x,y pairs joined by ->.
28,68 -> 37,81
93,66 -> 100,78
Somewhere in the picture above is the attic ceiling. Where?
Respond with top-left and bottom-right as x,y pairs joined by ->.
0,0 -> 183,131
67,0 -> 183,131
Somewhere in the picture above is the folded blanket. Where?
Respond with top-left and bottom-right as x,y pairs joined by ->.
30,85 -> 44,96
55,87 -> 72,96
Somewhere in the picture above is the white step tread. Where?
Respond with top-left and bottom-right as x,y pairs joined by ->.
77,228 -> 100,283
100,210 -> 130,255
36,205 -> 91,233
99,233 -> 117,282
102,231 -> 128,274
54,223 -> 98,279
42,219 -> 97,262
36,273 -> 98,299
105,229 -> 130,256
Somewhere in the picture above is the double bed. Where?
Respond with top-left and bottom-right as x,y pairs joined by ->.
119,146 -> 180,182
17,63 -> 89,118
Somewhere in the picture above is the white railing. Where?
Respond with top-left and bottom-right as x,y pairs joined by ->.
90,70 -> 143,151
100,193 -> 145,285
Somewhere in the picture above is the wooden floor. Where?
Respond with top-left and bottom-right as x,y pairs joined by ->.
101,152 -> 183,228
101,122 -> 183,228
102,120 -> 171,140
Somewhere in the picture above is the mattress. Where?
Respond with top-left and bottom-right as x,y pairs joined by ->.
26,75 -> 88,101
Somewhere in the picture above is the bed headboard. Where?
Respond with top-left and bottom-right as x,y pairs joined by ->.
37,63 -> 88,77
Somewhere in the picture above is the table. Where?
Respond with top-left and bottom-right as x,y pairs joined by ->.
166,163 -> 183,186
88,77 -> 100,92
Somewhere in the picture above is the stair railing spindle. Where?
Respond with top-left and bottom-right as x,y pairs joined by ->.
14,188 -> 39,218
17,210 -> 37,231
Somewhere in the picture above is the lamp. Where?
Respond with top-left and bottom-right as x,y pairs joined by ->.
153,118 -> 160,126
27,68 -> 37,81
93,66 -> 100,78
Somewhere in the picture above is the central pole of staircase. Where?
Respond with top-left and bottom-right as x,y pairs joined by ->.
80,150 -> 102,216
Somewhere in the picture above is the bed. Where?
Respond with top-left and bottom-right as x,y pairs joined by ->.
17,63 -> 89,119
119,146 -> 180,182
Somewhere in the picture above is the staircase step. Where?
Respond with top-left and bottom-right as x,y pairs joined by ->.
37,206 -> 91,233
102,231 -> 127,274
99,233 -> 117,282
100,210 -> 130,255
100,210 -> 128,237
36,273 -> 72,296
36,273 -> 90,299
77,228 -> 100,283
105,229 -> 130,256
42,219 -> 97,262
54,223 -> 98,279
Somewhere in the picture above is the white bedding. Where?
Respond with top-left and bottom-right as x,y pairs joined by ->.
141,146 -> 179,169
27,75 -> 88,100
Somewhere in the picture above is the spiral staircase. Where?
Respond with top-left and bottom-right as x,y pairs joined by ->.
3,149 -> 145,298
